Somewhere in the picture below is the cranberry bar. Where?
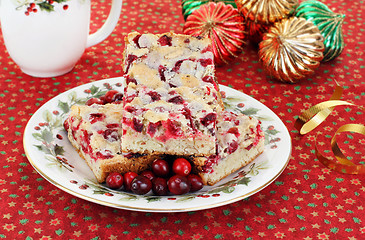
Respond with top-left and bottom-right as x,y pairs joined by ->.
121,32 -> 224,156
191,111 -> 265,185
64,103 -> 159,183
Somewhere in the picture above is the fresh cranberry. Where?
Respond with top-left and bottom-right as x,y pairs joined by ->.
188,174 -> 204,192
103,90 -> 119,104
168,175 -> 191,195
89,113 -> 105,124
112,92 -> 123,103
85,97 -> 104,106
147,91 -> 161,101
106,172 -> 123,189
132,118 -> 144,132
158,35 -> 172,46
168,95 -> 184,104
123,172 -> 138,192
152,177 -> 168,196
172,158 -> 191,176
200,113 -> 217,127
151,159 -> 170,177
133,34 -> 141,48
131,175 -> 152,195
140,170 -> 155,181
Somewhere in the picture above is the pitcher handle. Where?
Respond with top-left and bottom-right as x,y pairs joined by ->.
86,0 -> 123,48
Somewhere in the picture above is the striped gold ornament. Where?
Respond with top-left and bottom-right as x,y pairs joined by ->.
259,17 -> 324,83
235,0 -> 298,24
183,2 -> 246,65
295,0 -> 345,62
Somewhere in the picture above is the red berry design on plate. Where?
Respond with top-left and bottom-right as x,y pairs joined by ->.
63,4 -> 69,10
172,158 -> 191,176
168,175 -> 191,195
123,172 -> 138,192
131,175 -> 152,195
106,172 -> 123,189
151,159 -> 170,177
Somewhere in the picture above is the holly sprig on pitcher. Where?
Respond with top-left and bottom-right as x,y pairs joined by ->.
15,0 -> 71,15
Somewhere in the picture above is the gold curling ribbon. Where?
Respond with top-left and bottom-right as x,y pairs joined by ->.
295,85 -> 365,174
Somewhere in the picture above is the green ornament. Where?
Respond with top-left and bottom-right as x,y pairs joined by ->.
295,0 -> 345,62
182,0 -> 237,20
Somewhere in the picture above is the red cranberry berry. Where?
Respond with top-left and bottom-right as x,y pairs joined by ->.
112,92 -> 124,103
168,95 -> 184,104
200,113 -> 217,127
131,175 -> 152,195
152,177 -> 168,196
168,175 -> 191,195
106,172 -> 123,189
123,172 -> 138,192
187,174 -> 204,192
140,170 -> 156,181
151,159 -> 170,177
103,90 -> 119,104
172,158 -> 191,176
85,97 -> 104,106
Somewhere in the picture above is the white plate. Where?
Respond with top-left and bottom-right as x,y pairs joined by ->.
23,77 -> 291,212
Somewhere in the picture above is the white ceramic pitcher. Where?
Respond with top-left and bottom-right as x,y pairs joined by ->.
0,0 -> 122,77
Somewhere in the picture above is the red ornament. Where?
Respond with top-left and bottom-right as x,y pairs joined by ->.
183,2 -> 246,65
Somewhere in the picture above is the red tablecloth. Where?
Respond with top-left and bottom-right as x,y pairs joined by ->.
1,0 -> 364,239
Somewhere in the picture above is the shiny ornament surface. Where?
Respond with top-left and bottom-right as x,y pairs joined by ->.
295,0 -> 345,62
259,17 -> 324,83
235,0 -> 298,25
182,0 -> 237,20
183,2 -> 246,65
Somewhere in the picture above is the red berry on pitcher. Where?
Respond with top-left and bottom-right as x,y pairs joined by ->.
168,175 -> 191,195
106,172 -> 123,189
123,172 -> 138,192
63,5 -> 69,10
172,158 -> 191,176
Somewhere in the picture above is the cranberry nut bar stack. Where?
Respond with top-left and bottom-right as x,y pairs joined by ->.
64,32 -> 265,186
64,103 -> 159,183
122,32 -> 224,156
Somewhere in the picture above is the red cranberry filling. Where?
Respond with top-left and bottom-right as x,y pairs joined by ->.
125,54 -> 138,73
133,34 -> 142,48
147,91 -> 161,101
200,113 -> 217,127
168,95 -> 184,104
226,141 -> 238,154
89,113 -> 105,124
199,58 -> 213,67
172,59 -> 185,72
133,118 -> 144,133
158,35 -> 172,46
166,119 -> 183,137
201,46 -> 212,53
98,128 -> 119,142
202,76 -> 214,84
184,39 -> 190,44
227,127 -> 240,137
158,65 -> 167,82
125,75 -> 137,85
96,150 -> 114,159
202,155 -> 218,173
147,121 -> 162,137
125,105 -> 137,113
